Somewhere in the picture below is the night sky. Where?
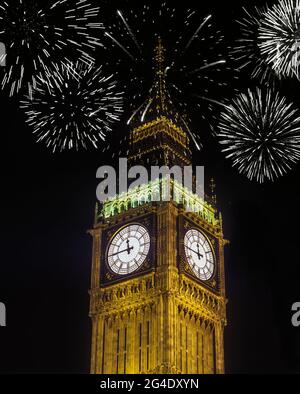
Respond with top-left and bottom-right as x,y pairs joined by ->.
1,0 -> 300,374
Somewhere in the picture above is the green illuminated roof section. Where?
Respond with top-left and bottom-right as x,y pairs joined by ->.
96,177 -> 218,226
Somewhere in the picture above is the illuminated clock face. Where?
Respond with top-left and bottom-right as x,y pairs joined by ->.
107,224 -> 150,275
184,229 -> 215,281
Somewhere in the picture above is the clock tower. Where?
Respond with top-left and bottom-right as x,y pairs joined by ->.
89,40 -> 227,374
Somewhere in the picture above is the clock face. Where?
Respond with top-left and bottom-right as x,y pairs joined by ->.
184,229 -> 215,281
106,224 -> 150,275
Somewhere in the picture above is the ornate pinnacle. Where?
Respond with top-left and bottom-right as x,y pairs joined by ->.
210,178 -> 217,205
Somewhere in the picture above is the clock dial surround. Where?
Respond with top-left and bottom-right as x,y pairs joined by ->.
184,228 -> 215,281
106,224 -> 150,275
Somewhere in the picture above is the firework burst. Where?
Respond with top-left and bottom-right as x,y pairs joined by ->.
101,1 -> 236,147
20,61 -> 124,152
217,88 -> 300,183
230,6 -> 277,85
259,0 -> 300,79
0,0 -> 103,96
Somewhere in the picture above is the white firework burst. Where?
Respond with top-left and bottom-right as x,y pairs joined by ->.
230,6 -> 277,85
0,0 -> 103,96
20,61 -> 124,152
259,0 -> 300,79
217,87 -> 300,183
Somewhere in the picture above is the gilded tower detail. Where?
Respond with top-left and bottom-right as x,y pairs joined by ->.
89,40 -> 227,374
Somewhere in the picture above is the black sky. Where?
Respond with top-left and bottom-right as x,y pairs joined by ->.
0,0 -> 300,374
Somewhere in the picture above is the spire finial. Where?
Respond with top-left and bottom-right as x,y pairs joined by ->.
153,37 -> 167,112
154,37 -> 165,71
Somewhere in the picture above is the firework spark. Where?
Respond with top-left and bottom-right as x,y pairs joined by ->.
217,88 -> 300,183
20,61 -> 124,152
0,0 -> 103,96
102,1 -> 235,147
259,0 -> 300,79
230,6 -> 277,84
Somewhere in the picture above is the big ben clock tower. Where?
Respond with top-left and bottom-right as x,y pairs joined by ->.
89,40 -> 227,374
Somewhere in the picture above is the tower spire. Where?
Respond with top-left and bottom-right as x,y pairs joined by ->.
154,37 -> 167,113
129,38 -> 181,126
128,39 -> 192,168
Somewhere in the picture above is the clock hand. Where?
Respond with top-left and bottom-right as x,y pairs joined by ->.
109,244 -> 134,257
185,246 -> 198,254
126,239 -> 133,254
186,245 -> 203,259
196,243 -> 204,260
